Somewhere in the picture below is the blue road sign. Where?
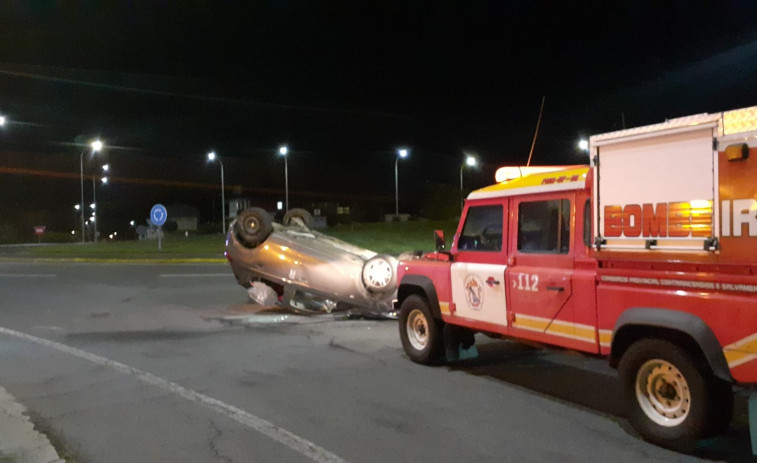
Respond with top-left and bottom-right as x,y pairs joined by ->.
150,204 -> 168,227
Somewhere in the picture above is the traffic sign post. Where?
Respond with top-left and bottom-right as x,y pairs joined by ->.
150,204 -> 167,251
33,225 -> 46,243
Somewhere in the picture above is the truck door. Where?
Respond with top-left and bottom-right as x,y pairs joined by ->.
450,203 -> 509,327
505,194 -> 587,350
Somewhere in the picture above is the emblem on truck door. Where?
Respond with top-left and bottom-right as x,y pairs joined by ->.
464,275 -> 484,310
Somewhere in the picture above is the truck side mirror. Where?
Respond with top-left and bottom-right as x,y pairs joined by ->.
434,229 -> 446,252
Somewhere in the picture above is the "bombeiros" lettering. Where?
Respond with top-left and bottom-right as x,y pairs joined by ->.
604,199 -> 757,238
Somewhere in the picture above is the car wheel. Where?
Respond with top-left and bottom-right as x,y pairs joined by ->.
618,338 -> 730,449
361,254 -> 397,293
234,207 -> 273,247
399,294 -> 444,365
282,208 -> 314,228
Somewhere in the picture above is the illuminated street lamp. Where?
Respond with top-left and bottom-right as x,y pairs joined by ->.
460,154 -> 477,211
395,148 -> 409,217
92,164 -> 109,243
578,139 -> 589,152
207,151 -> 226,233
80,139 -> 103,243
73,204 -> 81,232
279,145 -> 289,212
0,115 -> 5,127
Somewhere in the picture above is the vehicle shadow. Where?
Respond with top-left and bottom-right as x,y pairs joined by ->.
448,340 -> 754,462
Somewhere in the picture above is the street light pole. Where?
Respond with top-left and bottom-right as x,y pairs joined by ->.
80,151 -> 85,243
92,175 -> 98,243
460,154 -> 477,212
279,146 -> 289,212
220,160 -> 225,232
395,148 -> 408,217
74,204 -> 80,233
79,139 -> 103,243
207,152 -> 226,233
91,164 -> 109,244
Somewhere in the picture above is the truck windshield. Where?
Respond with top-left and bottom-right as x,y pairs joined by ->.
458,205 -> 503,252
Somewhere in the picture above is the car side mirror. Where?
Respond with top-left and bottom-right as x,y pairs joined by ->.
434,229 -> 446,252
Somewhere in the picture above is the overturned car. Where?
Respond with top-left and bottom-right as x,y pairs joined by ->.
225,207 -> 399,315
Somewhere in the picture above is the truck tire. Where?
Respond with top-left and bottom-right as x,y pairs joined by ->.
618,339 -> 731,449
234,207 -> 273,248
282,208 -> 313,228
399,294 -> 444,365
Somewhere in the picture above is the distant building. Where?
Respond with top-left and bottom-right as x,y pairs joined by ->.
228,197 -> 252,219
166,203 -> 199,231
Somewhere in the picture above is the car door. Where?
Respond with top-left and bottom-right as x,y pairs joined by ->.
505,194 -> 584,349
450,202 -> 509,327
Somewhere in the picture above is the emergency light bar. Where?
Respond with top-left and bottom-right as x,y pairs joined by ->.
494,166 -> 573,183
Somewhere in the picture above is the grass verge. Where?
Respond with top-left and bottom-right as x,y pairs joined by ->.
0,220 -> 458,260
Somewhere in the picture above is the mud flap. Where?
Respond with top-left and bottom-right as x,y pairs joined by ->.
444,325 -> 479,361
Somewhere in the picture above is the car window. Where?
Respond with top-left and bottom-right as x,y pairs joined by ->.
457,205 -> 503,252
517,199 -> 570,253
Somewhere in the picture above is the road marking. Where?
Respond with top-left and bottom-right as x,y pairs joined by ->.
159,273 -> 230,278
0,273 -> 57,278
0,326 -> 348,463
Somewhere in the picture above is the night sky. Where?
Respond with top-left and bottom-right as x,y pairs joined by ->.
2,2 -> 757,237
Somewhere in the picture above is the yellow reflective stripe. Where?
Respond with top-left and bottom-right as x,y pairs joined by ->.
724,350 -> 757,368
545,322 -> 575,338
576,324 -> 597,341
724,332 -> 757,368
512,315 -> 549,331
512,314 -> 597,345
599,330 -> 613,347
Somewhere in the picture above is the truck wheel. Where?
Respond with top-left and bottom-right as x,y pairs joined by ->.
399,294 -> 444,365
618,339 -> 729,448
234,207 -> 273,248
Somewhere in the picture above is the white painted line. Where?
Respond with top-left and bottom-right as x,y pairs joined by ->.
159,273 -> 230,278
0,326 -> 348,463
0,274 -> 57,278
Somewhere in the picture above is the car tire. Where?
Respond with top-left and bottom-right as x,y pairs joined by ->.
361,254 -> 397,294
234,207 -> 273,248
282,208 -> 314,228
618,338 -> 730,449
399,294 -> 444,365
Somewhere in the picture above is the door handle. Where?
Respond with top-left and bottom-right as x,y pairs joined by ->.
486,277 -> 500,287
546,286 -> 564,292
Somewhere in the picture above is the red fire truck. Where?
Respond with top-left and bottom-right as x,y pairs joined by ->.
396,106 -> 757,449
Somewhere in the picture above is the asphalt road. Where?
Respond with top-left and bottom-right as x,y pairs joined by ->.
0,261 -> 752,462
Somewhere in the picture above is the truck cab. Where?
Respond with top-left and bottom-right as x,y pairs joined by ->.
400,166 -> 597,352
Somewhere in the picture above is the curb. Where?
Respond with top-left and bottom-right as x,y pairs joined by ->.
0,386 -> 63,463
